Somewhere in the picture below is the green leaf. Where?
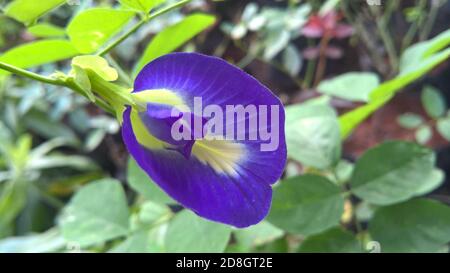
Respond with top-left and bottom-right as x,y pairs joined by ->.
285,104 -> 341,169
298,228 -> 361,253
0,228 -> 65,253
137,201 -> 172,226
0,181 -> 27,229
282,44 -> 302,76
135,13 -> 216,73
109,226 -> 166,253
318,72 -> 380,102
339,94 -> 391,139
267,175 -> 344,236
72,55 -> 118,82
69,65 -> 95,102
415,125 -> 432,145
127,158 -> 174,204
400,29 -> 450,74
67,8 -> 135,54
369,198 -> 450,252
333,159 -> 354,185
119,0 -> 166,13
421,85 -> 446,118
0,40 -> 79,75
4,0 -> 65,25
59,178 -> 130,247
414,168 -> 444,196
27,23 -> 66,38
263,30 -> 290,60
397,113 -> 424,129
165,210 -> 231,253
340,37 -> 450,139
437,117 -> 450,141
350,141 -> 435,205
23,111 -> 79,144
233,221 -> 284,249
28,154 -> 98,171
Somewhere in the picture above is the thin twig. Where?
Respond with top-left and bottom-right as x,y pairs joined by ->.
97,0 -> 192,56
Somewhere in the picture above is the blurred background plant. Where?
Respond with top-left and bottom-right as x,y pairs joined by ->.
0,0 -> 449,253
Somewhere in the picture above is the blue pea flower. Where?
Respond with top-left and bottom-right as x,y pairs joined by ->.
122,53 -> 286,228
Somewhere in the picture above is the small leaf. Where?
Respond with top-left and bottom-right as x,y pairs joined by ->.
241,3 -> 259,23
437,117 -> 450,141
285,104 -> 341,169
318,72 -> 380,102
267,175 -> 344,236
67,8 -> 135,54
369,198 -> 450,252
400,29 -> 450,74
230,23 -> 247,40
233,221 -> 284,249
59,178 -> 130,247
421,85 -> 446,118
135,13 -> 215,73
298,228 -> 361,253
165,210 -> 231,253
263,30 -> 290,60
350,141 -> 435,205
397,113 -> 424,129
0,40 -> 78,75
84,129 -> 106,151
109,227 -> 166,253
72,55 -> 118,82
415,125 -> 432,144
334,159 -> 354,185
4,0 -> 65,25
127,158 -> 174,204
27,23 -> 66,38
0,228 -> 65,253
69,65 -> 95,102
119,0 -> 166,13
282,45 -> 302,76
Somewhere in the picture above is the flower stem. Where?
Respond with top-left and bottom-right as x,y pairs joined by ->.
0,61 -> 115,114
0,61 -> 64,86
97,0 -> 192,56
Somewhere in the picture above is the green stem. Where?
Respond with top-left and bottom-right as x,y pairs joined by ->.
97,0 -> 192,56
0,61 -> 64,86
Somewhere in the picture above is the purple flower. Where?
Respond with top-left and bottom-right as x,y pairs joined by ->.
122,53 -> 286,227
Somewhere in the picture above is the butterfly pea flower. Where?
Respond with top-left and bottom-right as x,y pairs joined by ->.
123,53 -> 286,227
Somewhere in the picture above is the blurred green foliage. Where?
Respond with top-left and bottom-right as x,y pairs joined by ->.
0,0 -> 449,253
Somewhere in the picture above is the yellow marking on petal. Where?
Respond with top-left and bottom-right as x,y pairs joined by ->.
129,89 -> 189,150
130,109 -> 165,150
192,139 -> 244,176
132,89 -> 190,112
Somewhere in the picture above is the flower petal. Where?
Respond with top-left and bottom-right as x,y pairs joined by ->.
122,53 -> 287,227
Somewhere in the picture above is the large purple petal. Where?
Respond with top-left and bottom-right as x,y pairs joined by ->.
123,53 -> 286,227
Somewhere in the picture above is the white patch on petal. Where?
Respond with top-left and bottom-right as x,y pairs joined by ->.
192,139 -> 244,176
